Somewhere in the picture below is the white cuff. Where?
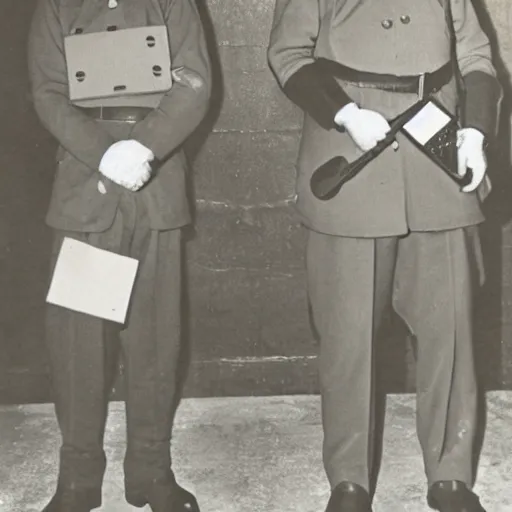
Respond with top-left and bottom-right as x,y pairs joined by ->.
334,102 -> 359,127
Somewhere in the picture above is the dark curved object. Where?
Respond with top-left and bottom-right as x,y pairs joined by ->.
310,97 -> 470,201
310,155 -> 350,201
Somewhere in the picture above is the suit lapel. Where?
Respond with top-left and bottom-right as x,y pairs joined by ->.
59,0 -> 104,35
60,0 -> 166,34
120,0 -> 151,27
123,0 -> 168,27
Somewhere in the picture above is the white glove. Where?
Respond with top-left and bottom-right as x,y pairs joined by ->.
456,128 -> 487,193
334,102 -> 392,152
99,140 -> 155,191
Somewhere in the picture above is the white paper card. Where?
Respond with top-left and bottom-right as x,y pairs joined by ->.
46,237 -> 139,324
403,101 -> 452,145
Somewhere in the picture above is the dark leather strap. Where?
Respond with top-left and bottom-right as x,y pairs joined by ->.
77,106 -> 153,123
316,59 -> 453,97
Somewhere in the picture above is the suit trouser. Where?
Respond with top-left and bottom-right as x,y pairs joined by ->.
306,226 -> 483,493
45,190 -> 182,499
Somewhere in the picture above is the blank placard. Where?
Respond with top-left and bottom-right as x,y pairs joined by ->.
403,101 -> 452,145
64,26 -> 172,102
46,237 -> 139,324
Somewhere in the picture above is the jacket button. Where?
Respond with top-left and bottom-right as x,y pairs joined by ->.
381,19 -> 393,29
400,15 -> 411,24
97,181 -> 107,194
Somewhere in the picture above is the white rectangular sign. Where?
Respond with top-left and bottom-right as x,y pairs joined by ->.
46,237 -> 139,324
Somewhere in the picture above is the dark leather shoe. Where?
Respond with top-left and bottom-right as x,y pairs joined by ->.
325,481 -> 373,512
127,479 -> 200,512
42,487 -> 101,511
428,481 -> 486,512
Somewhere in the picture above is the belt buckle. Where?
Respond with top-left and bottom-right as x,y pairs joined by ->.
418,73 -> 425,100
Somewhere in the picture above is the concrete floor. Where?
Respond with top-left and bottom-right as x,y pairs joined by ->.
1,393 -> 511,512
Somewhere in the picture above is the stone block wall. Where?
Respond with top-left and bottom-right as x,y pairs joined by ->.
1,0 -> 512,403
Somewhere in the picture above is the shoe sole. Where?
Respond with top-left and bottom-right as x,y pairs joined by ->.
427,496 -> 440,510
125,493 -> 148,508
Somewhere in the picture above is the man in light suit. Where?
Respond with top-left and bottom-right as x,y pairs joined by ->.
268,0 -> 502,510
28,0 -> 211,510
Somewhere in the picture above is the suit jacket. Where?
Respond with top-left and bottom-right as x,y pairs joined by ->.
28,0 -> 212,232
268,0 -> 502,237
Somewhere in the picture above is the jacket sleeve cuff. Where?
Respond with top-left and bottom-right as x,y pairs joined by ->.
462,71 -> 502,141
282,62 -> 352,130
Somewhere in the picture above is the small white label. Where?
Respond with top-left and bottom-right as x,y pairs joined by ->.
97,180 -> 107,194
403,101 -> 451,145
